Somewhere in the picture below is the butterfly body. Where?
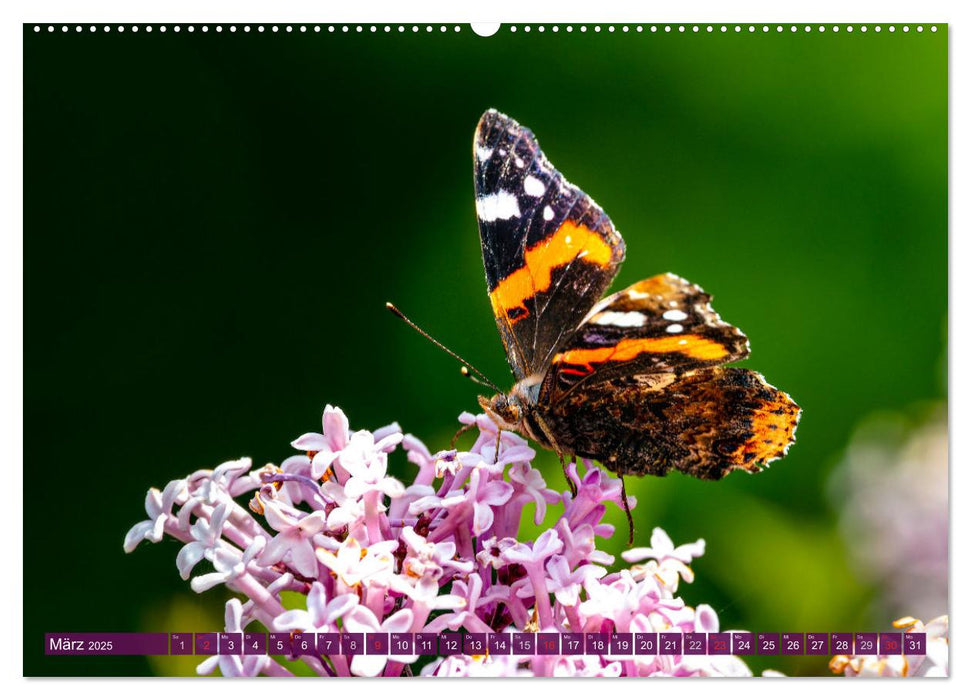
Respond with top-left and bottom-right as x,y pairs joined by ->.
474,109 -> 799,481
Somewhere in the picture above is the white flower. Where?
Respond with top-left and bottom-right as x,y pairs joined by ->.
191,535 -> 266,593
316,537 -> 396,589
343,605 -> 416,677
341,431 -> 405,498
123,478 -> 185,552
176,502 -> 232,579
274,582 -> 358,634
256,500 -> 328,578
622,527 -> 705,587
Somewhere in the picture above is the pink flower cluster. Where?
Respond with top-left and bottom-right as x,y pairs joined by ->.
125,405 -> 759,677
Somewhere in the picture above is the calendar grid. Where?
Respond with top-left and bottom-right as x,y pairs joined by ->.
45,631 -> 926,657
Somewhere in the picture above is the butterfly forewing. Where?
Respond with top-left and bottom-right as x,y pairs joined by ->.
474,109 -> 625,380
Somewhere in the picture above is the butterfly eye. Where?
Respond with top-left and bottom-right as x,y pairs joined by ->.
504,401 -> 521,423
480,394 -> 521,431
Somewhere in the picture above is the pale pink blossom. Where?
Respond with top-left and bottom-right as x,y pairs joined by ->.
126,404 -> 762,677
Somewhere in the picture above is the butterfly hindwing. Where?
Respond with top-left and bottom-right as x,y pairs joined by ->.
543,273 -> 750,397
474,109 -> 625,380
541,366 -> 800,480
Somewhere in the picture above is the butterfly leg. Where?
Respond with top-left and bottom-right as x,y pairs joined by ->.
619,477 -> 635,546
494,427 -> 503,463
450,422 -> 475,450
558,453 -> 578,498
530,411 -> 579,497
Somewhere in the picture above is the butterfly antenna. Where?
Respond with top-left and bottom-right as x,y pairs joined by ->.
385,302 -> 502,393
460,365 -> 495,388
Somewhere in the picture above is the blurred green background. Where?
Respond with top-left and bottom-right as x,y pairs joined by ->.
24,24 -> 946,676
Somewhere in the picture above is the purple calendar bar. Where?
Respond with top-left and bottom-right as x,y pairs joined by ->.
45,633 -> 169,655
45,630 -> 930,658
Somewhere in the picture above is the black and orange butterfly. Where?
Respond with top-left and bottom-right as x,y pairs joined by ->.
471,110 -> 799,524
390,109 -> 800,541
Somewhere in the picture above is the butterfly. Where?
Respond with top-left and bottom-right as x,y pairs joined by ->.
472,109 -> 800,534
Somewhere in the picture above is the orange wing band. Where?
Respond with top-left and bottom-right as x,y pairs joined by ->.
552,334 -> 731,366
488,221 -> 614,321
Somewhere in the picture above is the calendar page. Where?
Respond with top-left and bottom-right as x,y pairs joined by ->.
22,10 -> 948,680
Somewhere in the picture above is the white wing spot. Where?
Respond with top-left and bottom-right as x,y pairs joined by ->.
593,311 -> 647,327
476,191 -> 521,222
523,175 -> 546,197
514,157 -> 525,168
668,300 -> 679,308
475,145 -> 493,162
543,205 -> 555,221
662,309 -> 688,321
666,323 -> 684,333
679,339 -> 688,345
628,290 -> 650,300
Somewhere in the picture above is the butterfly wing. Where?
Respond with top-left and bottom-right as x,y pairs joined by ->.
474,109 -> 625,380
543,366 -> 800,480
543,273 -> 750,397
